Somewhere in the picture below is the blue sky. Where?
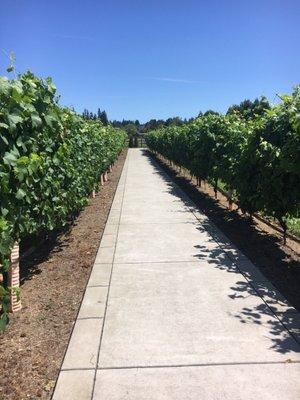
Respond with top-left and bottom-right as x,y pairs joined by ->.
0,0 -> 299,122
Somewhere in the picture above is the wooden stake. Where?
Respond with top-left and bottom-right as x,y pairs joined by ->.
214,187 -> 218,199
228,189 -> 233,210
9,243 -> 21,313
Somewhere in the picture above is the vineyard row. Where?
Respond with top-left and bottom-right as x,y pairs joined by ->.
146,87 -> 300,243
0,72 -> 127,329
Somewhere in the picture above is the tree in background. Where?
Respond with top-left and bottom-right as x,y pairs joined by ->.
97,108 -> 108,125
203,110 -> 220,116
227,96 -> 270,119
124,123 -> 137,136
82,108 -> 108,125
165,116 -> 183,126
124,123 -> 138,147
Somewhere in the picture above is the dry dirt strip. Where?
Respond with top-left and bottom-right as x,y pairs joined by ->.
53,148 -> 300,400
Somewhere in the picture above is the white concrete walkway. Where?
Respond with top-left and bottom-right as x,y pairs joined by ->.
53,149 -> 300,400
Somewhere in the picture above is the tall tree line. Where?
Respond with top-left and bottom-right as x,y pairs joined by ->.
83,96 -> 270,135
82,108 -> 108,125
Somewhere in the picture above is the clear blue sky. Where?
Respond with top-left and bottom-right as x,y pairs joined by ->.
0,0 -> 299,122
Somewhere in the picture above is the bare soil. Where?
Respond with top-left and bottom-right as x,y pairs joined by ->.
0,150 -> 127,400
151,151 -> 300,311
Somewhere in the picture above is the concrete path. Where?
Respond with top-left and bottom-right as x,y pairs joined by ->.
53,149 -> 300,400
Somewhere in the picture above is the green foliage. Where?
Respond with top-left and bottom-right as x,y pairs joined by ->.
146,87 -> 300,242
0,72 -> 126,329
287,218 -> 300,237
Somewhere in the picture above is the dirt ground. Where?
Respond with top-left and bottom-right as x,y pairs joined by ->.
151,152 -> 300,311
0,150 -> 127,400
